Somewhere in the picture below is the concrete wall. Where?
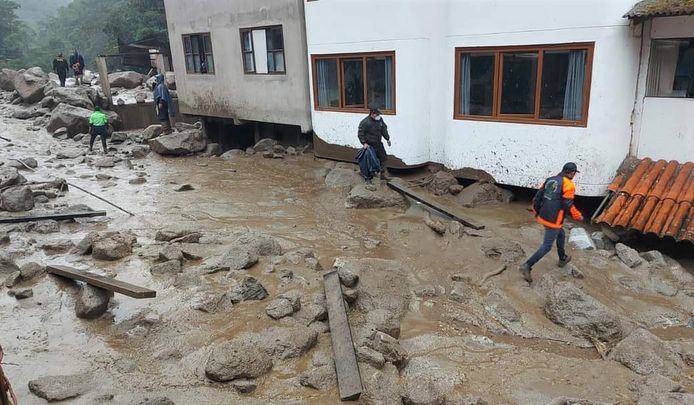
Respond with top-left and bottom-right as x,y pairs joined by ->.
305,0 -> 641,196
633,16 -> 694,162
164,0 -> 312,131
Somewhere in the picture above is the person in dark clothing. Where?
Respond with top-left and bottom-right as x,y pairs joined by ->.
89,106 -> 109,154
153,74 -> 176,134
52,53 -> 70,87
69,48 -> 85,85
358,106 -> 391,180
519,162 -> 584,283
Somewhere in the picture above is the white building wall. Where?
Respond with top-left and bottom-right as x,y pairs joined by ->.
305,0 -> 641,196
634,16 -> 694,162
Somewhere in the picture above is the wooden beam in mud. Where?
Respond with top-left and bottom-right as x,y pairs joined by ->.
323,270 -> 362,401
0,211 -> 106,224
387,180 -> 485,230
47,265 -> 156,299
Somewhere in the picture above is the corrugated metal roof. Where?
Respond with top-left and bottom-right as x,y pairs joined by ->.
624,0 -> 694,20
595,158 -> 694,243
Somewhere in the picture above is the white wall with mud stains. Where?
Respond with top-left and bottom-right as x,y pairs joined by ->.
305,0 -> 641,196
164,0 -> 312,131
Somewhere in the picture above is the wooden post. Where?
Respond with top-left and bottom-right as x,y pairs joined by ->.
153,53 -> 166,74
96,56 -> 111,108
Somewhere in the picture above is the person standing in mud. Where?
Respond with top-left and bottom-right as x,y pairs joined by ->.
153,74 -> 175,135
69,48 -> 85,86
88,106 -> 109,154
358,105 -> 391,180
52,53 -> 70,87
0,345 -> 18,405
519,162 -> 584,283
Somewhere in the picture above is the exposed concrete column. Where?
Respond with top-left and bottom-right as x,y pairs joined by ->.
154,53 -> 167,74
96,57 -> 111,108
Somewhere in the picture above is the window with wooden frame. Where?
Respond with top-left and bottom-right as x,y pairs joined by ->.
239,25 -> 285,74
312,51 -> 395,114
183,33 -> 214,74
454,43 -> 593,126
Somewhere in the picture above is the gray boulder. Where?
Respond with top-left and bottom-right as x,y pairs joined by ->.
360,363 -> 402,405
325,167 -> 363,189
131,145 -> 150,158
609,328 -> 684,377
108,71 -> 144,89
253,138 -> 277,152
400,356 -> 466,405
205,337 -> 273,382
45,87 -> 94,109
457,181 -> 514,207
47,103 -> 121,137
111,131 -> 128,143
228,277 -> 268,303
0,256 -> 20,275
91,232 -> 136,261
265,298 -> 295,319
205,143 -> 222,156
616,243 -> 643,268
300,365 -> 336,390
150,260 -> 182,275
428,171 -> 458,196
0,68 -> 17,91
206,248 -> 258,272
13,68 -> 49,103
20,262 -> 45,281
345,183 -> 408,209
365,309 -> 401,339
363,331 -> 407,365
142,124 -> 162,140
235,231 -> 282,256
0,185 -> 35,212
75,285 -> 112,319
255,326 -> 318,359
149,128 -> 207,156
0,166 -> 26,188
28,373 -> 91,401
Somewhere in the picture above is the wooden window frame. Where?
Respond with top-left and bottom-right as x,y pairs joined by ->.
182,32 -> 215,75
239,29 -> 256,73
454,42 -> 594,127
311,51 -> 396,115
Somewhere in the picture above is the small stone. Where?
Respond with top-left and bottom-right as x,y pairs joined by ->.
129,177 -> 147,185
94,157 -> 115,168
357,346 -> 386,369
641,250 -> 667,267
616,243 -> 643,268
8,288 -> 33,299
75,285 -> 112,319
174,184 -> 194,192
159,245 -> 183,263
265,298 -> 295,319
337,266 -> 359,288
300,365 -> 337,391
312,351 -> 331,367
28,374 -> 90,401
230,379 -> 257,393
150,260 -> 182,275
449,282 -> 466,302
450,273 -> 470,282
414,285 -> 443,298
449,184 -> 464,195
566,264 -> 585,279
278,290 -> 302,311
425,215 -> 447,235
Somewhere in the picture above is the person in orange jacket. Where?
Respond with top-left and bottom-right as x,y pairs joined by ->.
519,162 -> 584,283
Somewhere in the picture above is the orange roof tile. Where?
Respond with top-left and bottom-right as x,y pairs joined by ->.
595,157 -> 694,243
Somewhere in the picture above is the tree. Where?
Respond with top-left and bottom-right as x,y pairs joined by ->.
0,0 -> 30,68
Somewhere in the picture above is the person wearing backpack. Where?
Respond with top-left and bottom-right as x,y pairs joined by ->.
519,162 -> 584,283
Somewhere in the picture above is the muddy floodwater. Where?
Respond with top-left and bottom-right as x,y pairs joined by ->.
1,114 -> 693,404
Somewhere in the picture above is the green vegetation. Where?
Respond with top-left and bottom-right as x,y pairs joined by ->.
15,0 -> 72,28
0,0 -> 166,71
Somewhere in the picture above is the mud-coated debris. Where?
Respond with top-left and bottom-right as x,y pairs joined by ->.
295,303 -> 328,325
364,331 -> 407,366
481,239 -> 525,264
365,309 -> 401,339
0,167 -> 26,188
74,231 -> 99,255
566,263 -> 585,279
191,291 -> 234,313
40,239 -> 74,253
174,184 -> 195,192
20,262 -> 46,281
0,185 -> 35,211
253,138 -> 277,152
205,338 -> 274,382
428,171 -> 458,196
28,373 -> 91,401
628,374 -> 682,396
325,167 -> 364,189
8,287 -> 33,299
360,363 -> 402,405
345,183 -> 409,209
0,255 -> 20,275
337,265 -> 359,288
544,281 -> 628,343
149,127 -> 207,156
401,356 -> 466,404
75,285 -> 112,319
265,298 -> 295,319
158,245 -> 183,263
278,290 -> 302,311
448,221 -> 465,237
257,326 -> 318,359
132,397 -> 176,405
131,145 -> 150,158
414,285 -> 444,298
424,215 -> 447,235
8,157 -> 38,169
457,181 -> 514,207
230,379 -> 257,394
92,232 -> 136,261
609,328 -> 684,377
150,260 -> 182,275
641,250 -> 667,267
24,220 -> 60,234
4,271 -> 21,287
448,282 -> 466,303
206,247 -> 258,273
300,364 -> 337,390
358,346 -> 386,369
56,146 -> 84,159
616,243 -> 643,268
94,157 -> 115,168
229,276 -> 268,303
155,227 -> 198,242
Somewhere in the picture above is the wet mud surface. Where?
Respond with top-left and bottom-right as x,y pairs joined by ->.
0,109 -> 693,404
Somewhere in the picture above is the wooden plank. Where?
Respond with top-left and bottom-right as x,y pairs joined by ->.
387,180 -> 485,230
47,265 -> 156,299
323,271 -> 362,401
0,211 -> 106,224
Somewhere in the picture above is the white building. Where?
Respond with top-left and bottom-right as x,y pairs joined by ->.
305,0 -> 693,196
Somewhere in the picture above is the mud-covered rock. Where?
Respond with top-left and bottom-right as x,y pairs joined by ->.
92,232 -> 136,260
234,231 -> 282,256
47,103 -> 121,137
191,291 -> 235,313
142,124 -> 162,140
13,68 -> 49,103
609,328 -> 684,377
8,288 -> 33,299
45,86 -> 94,109
360,363 -> 402,405
205,337 -> 273,382
158,245 -> 183,263
75,285 -> 112,319
265,298 -> 295,319
206,248 -> 258,272
253,138 -> 277,152
110,131 -> 128,143
28,373 -> 91,401
149,128 -> 207,156
0,185 -> 34,211
0,68 -> 17,91
204,143 -> 223,157
94,157 -> 115,168
362,331 -> 407,366
0,256 -> 20,275
24,221 -> 59,234
641,250 -> 667,267
300,365 -> 337,390
428,171 -> 458,196
150,260 -> 182,275
154,227 -> 198,242
481,239 -> 525,264
4,271 -> 21,287
325,167 -> 363,189
256,325 -> 318,360
544,281 -> 628,343
20,262 -> 45,281
400,356 -> 466,405
0,167 -> 26,188
616,243 -> 643,268
457,181 -> 513,207
131,145 -> 150,158
228,277 -> 268,303
358,346 -> 386,369
365,309 -> 401,339
345,183 -> 408,209
109,71 -> 144,89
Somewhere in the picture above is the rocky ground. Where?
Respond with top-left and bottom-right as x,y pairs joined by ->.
0,88 -> 693,404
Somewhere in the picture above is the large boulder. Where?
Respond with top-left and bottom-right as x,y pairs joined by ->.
47,103 -> 122,137
205,336 -> 273,382
0,68 -> 17,91
0,167 -> 27,188
45,87 -> 94,110
346,184 -> 408,209
400,356 -> 466,405
13,68 -> 49,103
253,138 -> 277,152
75,285 -> 112,319
325,167 -> 363,189
89,232 -> 136,261
0,185 -> 35,212
108,71 -> 144,89
457,182 -> 514,207
544,282 -> 629,344
255,326 -> 318,360
149,128 -> 207,156
609,328 -> 684,378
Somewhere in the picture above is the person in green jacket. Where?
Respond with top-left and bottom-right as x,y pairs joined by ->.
88,106 -> 109,154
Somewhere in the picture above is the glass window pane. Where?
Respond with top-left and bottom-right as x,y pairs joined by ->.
244,53 -> 255,72
540,50 -> 586,120
267,52 -> 276,72
191,35 -> 201,57
343,59 -> 364,107
242,32 -> 252,52
500,52 -> 538,114
366,56 -> 394,111
316,59 -> 339,107
267,27 -> 283,51
183,36 -> 191,53
275,52 -> 285,72
206,54 -> 214,73
460,53 -> 494,116
204,35 -> 212,54
648,39 -> 694,98
186,55 -> 195,72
